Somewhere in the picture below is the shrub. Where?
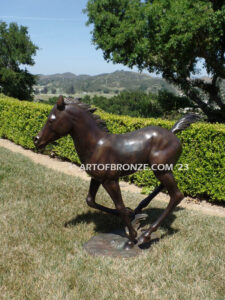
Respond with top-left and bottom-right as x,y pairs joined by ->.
82,91 -> 195,119
0,94 -> 224,202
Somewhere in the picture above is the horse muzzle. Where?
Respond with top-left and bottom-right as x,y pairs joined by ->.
33,135 -> 39,146
33,135 -> 46,149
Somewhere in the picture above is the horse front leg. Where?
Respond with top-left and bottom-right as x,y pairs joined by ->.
86,178 -> 134,217
102,179 -> 137,249
134,184 -> 164,214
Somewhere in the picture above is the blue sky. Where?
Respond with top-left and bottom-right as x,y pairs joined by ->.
1,0 -> 138,75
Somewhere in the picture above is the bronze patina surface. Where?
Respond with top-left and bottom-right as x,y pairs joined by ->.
34,95 -> 200,249
84,229 -> 159,258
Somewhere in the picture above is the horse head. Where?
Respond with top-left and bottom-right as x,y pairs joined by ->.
34,95 -> 73,149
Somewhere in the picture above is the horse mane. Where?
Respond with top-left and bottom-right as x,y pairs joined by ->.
64,97 -> 109,132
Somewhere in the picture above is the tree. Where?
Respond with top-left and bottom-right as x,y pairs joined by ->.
0,22 -> 38,100
51,87 -> 57,94
65,84 -> 75,94
81,91 -> 191,118
41,87 -> 48,94
85,0 -> 225,122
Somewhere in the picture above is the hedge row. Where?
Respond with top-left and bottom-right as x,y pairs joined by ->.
0,94 -> 225,202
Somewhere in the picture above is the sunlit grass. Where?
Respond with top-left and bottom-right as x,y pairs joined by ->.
0,147 -> 224,299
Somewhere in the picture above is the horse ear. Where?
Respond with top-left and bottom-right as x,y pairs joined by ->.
57,95 -> 65,110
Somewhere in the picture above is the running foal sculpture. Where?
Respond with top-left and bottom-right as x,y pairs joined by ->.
34,96 -> 199,249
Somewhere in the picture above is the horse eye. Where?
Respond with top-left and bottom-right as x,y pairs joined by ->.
49,114 -> 56,122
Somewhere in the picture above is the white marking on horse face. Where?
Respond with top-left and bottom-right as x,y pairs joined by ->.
98,139 -> 104,146
50,114 -> 56,121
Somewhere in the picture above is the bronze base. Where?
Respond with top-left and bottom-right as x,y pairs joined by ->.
83,229 -> 159,258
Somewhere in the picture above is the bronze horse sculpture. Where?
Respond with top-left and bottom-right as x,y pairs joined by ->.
34,95 -> 199,249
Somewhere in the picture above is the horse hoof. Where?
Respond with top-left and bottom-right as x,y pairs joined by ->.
138,233 -> 151,246
123,240 -> 135,250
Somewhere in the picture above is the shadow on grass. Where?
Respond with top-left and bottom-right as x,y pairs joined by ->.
65,206 -> 184,248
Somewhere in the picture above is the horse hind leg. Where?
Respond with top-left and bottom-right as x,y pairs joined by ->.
134,143 -> 181,215
138,171 -> 184,245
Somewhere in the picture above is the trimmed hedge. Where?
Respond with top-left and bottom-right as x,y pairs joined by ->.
0,94 -> 225,202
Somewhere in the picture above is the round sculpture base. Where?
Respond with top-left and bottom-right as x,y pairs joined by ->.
83,229 -> 159,258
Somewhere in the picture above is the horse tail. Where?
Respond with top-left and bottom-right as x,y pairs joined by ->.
171,114 -> 201,134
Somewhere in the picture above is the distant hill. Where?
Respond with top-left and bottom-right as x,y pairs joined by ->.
36,70 -> 180,95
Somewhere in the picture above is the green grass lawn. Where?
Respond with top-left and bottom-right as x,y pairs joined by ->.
0,147 -> 224,300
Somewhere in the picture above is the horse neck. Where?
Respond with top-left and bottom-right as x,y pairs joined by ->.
69,110 -> 107,163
